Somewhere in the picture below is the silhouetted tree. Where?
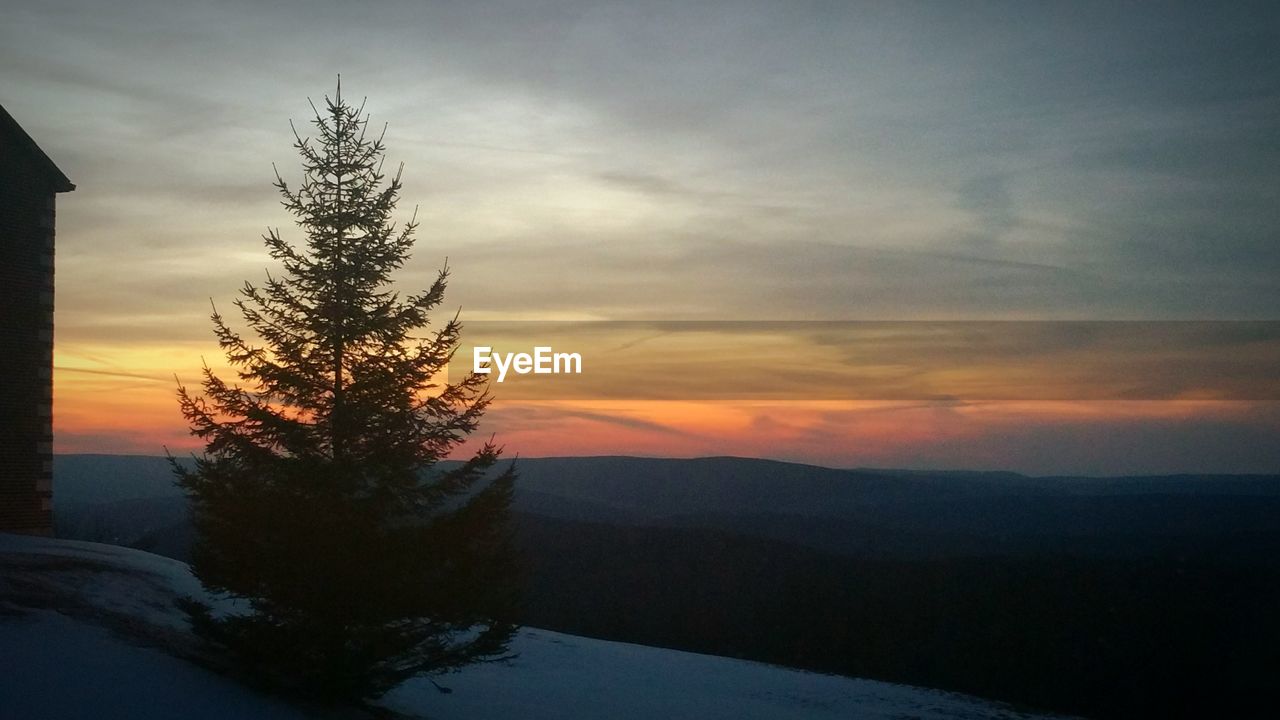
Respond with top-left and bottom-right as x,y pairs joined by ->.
172,81 -> 518,701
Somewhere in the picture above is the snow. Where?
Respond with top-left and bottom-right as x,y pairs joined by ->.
1,533 -> 1071,719
0,533 -> 210,630
0,611 -> 311,720
384,630 -> 1055,720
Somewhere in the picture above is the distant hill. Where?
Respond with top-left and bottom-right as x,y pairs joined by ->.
54,454 -> 187,505
55,453 -> 1280,560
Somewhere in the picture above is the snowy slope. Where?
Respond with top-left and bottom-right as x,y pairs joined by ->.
382,629 -> 1062,720
0,534 -> 1071,719
0,611 -> 314,720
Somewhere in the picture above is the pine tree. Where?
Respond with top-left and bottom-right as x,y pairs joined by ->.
172,81 -> 518,701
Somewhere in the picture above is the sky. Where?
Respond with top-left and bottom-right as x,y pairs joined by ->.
3,1 -> 1279,473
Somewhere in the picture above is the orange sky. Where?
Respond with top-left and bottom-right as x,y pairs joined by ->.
52,339 -> 1280,474
52,318 -> 1280,475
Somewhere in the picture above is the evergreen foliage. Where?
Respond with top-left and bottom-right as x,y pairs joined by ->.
172,81 -> 518,701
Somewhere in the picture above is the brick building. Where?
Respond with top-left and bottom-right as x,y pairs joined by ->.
1,104 -> 74,535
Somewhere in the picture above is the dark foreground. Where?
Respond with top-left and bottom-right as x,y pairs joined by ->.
56,454 -> 1280,719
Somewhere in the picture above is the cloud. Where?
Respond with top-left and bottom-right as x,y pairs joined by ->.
7,0 -> 1277,326
487,403 -> 694,438
6,0 -> 1278,471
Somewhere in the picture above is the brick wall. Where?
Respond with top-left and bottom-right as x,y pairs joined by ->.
0,149 -> 58,535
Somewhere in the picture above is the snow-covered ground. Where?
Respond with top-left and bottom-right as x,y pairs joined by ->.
0,611 -> 314,720
0,533 -> 1071,719
381,628 -> 1064,720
